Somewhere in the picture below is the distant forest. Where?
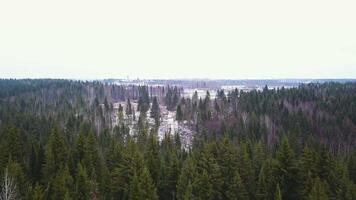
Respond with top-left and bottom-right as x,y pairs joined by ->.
0,79 -> 355,199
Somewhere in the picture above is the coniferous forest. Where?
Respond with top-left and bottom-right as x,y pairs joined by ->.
0,79 -> 356,200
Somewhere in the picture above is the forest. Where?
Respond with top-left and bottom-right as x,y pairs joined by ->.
0,79 -> 355,200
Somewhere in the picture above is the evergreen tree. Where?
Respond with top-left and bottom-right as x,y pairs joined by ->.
128,173 -> 141,200
111,140 -> 144,199
237,142 -> 255,199
215,138 -> 246,199
3,126 -> 24,164
43,126 -> 69,182
226,170 -> 248,200
299,145 -> 318,198
275,183 -> 282,200
150,96 -> 161,127
139,167 -> 159,200
194,144 -> 223,200
118,104 -> 124,122
31,183 -> 45,200
177,157 -> 197,200
49,165 -> 73,200
126,98 -> 133,116
176,104 -> 183,122
75,163 -> 91,200
181,181 -> 194,200
145,132 -> 160,185
276,135 -> 298,199
256,159 -> 279,200
29,143 -> 44,184
308,177 -> 329,200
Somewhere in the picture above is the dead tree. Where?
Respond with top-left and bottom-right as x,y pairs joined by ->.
0,168 -> 17,200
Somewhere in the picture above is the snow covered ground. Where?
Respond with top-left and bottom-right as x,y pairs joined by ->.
112,101 -> 193,148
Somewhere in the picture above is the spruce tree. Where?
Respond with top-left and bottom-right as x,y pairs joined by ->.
43,126 -> 69,182
177,157 -> 196,200
275,183 -> 282,200
75,163 -> 91,200
308,177 -> 329,200
237,142 -> 255,199
139,167 -> 159,200
126,98 -> 133,116
176,104 -> 183,122
145,132 -> 160,185
150,97 -> 161,127
276,135 -> 298,199
128,173 -> 141,200
49,165 -> 73,200
31,183 -> 45,200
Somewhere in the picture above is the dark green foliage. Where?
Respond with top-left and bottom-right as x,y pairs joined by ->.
0,80 -> 355,200
43,126 -> 70,182
49,165 -> 73,200
31,183 -> 45,200
150,96 -> 161,127
165,86 -> 181,111
75,163 -> 91,200
275,183 -> 282,200
276,135 -> 298,199
308,177 -> 329,200
126,98 -> 133,116
138,86 -> 150,113
176,104 -> 183,122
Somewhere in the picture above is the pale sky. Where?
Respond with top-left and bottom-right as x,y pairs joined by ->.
1,0 -> 356,79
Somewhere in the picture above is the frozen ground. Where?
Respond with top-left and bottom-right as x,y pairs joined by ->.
112,101 -> 193,148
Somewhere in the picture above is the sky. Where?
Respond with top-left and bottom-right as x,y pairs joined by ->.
1,0 -> 356,79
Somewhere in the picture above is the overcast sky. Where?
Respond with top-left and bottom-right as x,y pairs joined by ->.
1,0 -> 356,79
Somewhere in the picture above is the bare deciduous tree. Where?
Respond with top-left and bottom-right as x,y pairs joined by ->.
0,168 -> 17,200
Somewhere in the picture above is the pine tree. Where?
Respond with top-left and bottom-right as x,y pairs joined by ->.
299,145 -> 318,198
237,142 -> 255,199
75,163 -> 91,200
49,165 -> 73,200
3,126 -> 24,164
256,159 -> 279,200
226,170 -> 248,200
83,131 -> 101,180
276,135 -> 298,199
43,126 -> 69,182
275,183 -> 282,200
308,177 -> 329,200
158,149 -> 179,200
215,138 -> 245,200
145,132 -> 160,185
177,157 -> 196,200
138,86 -> 150,113
31,183 -> 45,200
139,167 -> 159,200
75,133 -> 86,163
150,96 -> 161,127
181,181 -> 194,200
128,173 -> 141,200
176,104 -> 183,122
29,143 -> 44,184
126,98 -> 133,116
194,144 -> 223,200
111,140 -> 144,199
118,104 -> 124,122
